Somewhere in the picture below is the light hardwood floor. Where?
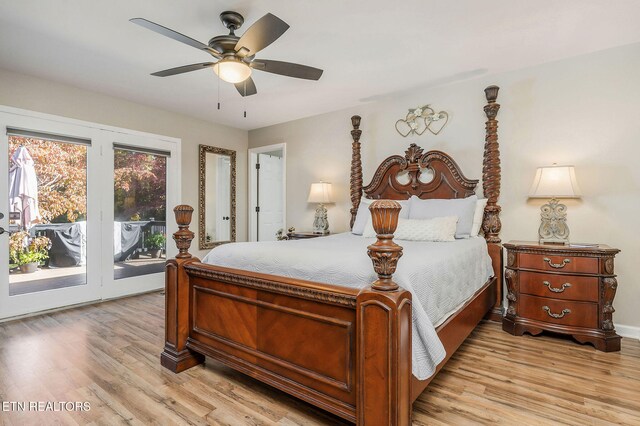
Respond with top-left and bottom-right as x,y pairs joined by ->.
0,291 -> 638,425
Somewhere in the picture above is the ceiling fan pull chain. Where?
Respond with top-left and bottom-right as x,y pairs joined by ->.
244,81 -> 247,118
217,74 -> 221,110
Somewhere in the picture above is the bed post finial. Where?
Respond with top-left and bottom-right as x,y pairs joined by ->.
351,114 -> 361,129
482,85 -> 504,321
173,205 -> 195,258
349,115 -> 363,229
357,199 -> 411,425
485,85 -> 499,104
367,200 -> 403,291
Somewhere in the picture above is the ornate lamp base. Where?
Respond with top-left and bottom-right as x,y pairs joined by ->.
538,198 -> 570,244
312,204 -> 330,234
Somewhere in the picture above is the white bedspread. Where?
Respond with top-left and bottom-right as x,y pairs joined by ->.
202,233 -> 493,380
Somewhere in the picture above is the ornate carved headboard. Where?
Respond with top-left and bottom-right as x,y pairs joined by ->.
348,85 -> 503,320
363,145 -> 478,200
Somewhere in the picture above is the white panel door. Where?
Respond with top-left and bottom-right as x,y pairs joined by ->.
257,153 -> 283,241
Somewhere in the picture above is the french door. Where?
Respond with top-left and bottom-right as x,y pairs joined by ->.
0,107 -> 180,320
100,131 -> 179,299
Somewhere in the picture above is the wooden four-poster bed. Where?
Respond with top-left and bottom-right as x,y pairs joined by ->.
160,85 -> 503,425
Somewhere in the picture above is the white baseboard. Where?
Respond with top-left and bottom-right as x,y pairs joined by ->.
617,324 -> 640,341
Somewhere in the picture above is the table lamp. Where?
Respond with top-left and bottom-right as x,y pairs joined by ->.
307,182 -> 333,234
528,164 -> 581,244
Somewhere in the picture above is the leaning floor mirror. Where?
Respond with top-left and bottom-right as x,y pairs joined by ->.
199,145 -> 236,250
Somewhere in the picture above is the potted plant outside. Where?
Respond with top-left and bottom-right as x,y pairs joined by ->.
147,233 -> 166,258
9,231 -> 51,274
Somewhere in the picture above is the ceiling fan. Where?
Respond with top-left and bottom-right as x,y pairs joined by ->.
131,11 -> 323,97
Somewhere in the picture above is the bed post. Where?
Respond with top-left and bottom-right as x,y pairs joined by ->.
349,115 -> 363,229
357,200 -> 412,425
160,205 -> 204,373
482,85 -> 504,321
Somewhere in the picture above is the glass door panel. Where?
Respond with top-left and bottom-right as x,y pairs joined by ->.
8,134 -> 88,295
113,148 -> 167,280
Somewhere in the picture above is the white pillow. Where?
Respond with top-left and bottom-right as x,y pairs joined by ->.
364,217 -> 458,242
408,195 -> 477,239
363,215 -> 376,237
352,197 -> 409,235
470,198 -> 488,237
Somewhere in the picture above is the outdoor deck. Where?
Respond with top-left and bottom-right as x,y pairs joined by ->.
9,255 -> 165,296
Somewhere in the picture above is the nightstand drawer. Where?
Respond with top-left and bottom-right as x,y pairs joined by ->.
519,271 -> 599,302
519,295 -> 598,328
519,253 -> 599,274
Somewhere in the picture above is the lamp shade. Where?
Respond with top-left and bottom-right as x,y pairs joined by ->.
307,182 -> 333,204
213,59 -> 252,84
528,165 -> 581,199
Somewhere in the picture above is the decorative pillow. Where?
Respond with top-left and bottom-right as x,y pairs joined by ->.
364,217 -> 458,242
352,197 -> 409,235
470,198 -> 488,237
408,195 -> 477,239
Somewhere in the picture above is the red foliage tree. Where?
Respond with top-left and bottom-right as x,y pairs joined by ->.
8,137 -> 167,224
9,136 -> 87,222
114,150 -> 166,221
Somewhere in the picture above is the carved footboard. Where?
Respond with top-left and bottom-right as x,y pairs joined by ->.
161,202 -> 412,425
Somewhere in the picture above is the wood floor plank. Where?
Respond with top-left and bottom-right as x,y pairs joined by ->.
0,291 -> 638,425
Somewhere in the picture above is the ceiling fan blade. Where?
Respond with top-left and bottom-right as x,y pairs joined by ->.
130,18 -> 221,58
251,60 -> 323,80
235,13 -> 289,55
234,77 -> 257,97
151,62 -> 216,77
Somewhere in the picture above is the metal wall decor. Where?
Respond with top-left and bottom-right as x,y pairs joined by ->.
395,105 -> 449,137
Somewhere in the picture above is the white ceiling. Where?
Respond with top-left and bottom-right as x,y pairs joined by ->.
1,1 -> 639,130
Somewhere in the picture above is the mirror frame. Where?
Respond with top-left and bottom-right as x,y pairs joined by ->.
198,144 -> 236,250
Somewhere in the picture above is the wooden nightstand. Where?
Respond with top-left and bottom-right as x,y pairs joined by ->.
286,232 -> 329,240
503,241 -> 621,352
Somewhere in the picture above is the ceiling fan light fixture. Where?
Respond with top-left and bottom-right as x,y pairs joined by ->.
135,12 -> 324,97
213,59 -> 252,83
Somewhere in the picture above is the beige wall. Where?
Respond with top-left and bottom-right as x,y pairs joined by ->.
249,43 -> 640,330
0,68 -> 248,258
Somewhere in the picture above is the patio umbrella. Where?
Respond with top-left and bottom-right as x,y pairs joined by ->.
9,145 -> 40,229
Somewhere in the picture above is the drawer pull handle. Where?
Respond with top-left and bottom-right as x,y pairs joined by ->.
542,306 -> 571,319
543,257 -> 571,269
542,281 -> 572,293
